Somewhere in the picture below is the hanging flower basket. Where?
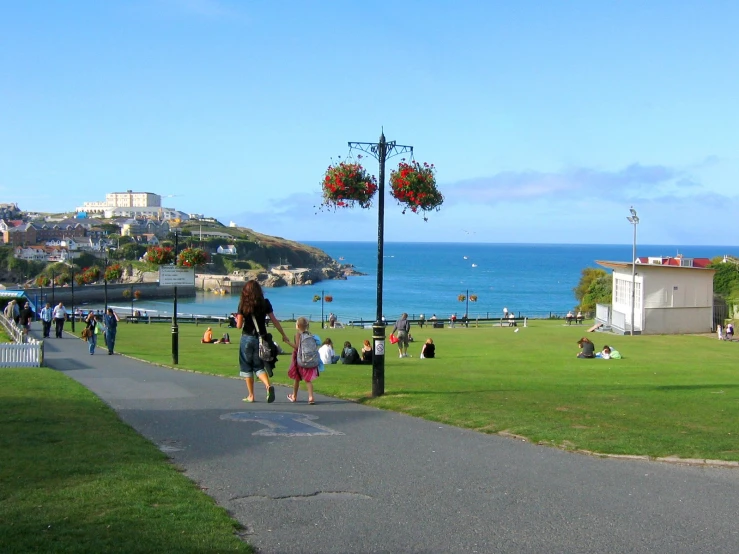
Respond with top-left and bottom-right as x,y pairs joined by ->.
458,294 -> 466,302
312,295 -> 321,302
146,246 -> 174,265
324,295 -> 333,303
469,294 -> 478,302
322,162 -> 378,209
134,290 -> 142,300
390,160 -> 444,218
122,289 -> 131,299
178,247 -> 208,267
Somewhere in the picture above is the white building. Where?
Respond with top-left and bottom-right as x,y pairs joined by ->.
596,256 -> 715,335
76,190 -> 172,217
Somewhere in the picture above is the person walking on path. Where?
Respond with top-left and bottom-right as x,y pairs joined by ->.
286,316 -> 319,404
103,308 -> 120,355
40,302 -> 53,338
392,312 -> 411,358
235,280 -> 290,403
12,299 -> 21,325
19,302 -> 34,336
85,312 -> 99,355
52,302 -> 67,338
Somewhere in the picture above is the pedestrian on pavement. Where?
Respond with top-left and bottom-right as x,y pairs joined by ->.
40,302 -> 53,338
104,308 -> 120,355
12,299 -> 21,325
235,280 -> 290,403
52,302 -> 67,338
19,302 -> 34,336
85,312 -> 99,355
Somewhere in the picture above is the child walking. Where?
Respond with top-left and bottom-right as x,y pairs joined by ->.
286,317 -> 320,405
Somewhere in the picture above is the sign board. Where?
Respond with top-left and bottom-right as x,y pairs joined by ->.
158,266 -> 195,287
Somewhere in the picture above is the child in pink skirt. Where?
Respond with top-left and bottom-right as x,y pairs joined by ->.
287,317 -> 319,404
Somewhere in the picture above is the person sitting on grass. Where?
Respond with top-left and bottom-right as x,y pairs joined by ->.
576,337 -> 595,358
340,341 -> 361,365
318,338 -> 340,364
216,332 -> 231,344
361,339 -> 373,364
201,327 -> 217,343
596,345 -> 612,359
420,338 -> 436,359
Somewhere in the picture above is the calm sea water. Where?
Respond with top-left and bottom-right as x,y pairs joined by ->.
103,242 -> 735,322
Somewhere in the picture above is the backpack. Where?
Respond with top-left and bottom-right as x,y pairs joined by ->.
297,332 -> 319,368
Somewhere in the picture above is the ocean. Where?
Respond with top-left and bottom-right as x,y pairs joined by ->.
103,242 -> 735,323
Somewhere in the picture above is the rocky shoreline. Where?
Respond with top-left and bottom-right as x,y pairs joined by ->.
197,262 -> 366,293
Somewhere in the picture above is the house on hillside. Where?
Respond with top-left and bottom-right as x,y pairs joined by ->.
596,255 -> 715,335
217,244 -> 237,256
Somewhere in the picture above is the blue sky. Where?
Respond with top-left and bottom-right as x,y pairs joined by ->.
2,0 -> 738,246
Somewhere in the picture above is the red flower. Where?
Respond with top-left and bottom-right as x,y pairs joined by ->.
321,162 -> 378,210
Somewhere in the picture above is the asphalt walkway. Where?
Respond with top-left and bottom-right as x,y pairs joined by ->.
38,325 -> 739,554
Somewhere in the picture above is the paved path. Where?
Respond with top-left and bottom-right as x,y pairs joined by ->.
39,326 -> 739,554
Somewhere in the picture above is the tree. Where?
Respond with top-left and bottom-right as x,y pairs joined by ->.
573,267 -> 609,308
581,274 -> 612,313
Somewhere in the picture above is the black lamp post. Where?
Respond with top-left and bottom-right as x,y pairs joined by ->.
348,131 -> 413,397
172,230 -> 179,365
103,253 -> 109,313
70,265 -> 76,333
321,289 -> 324,329
51,269 -> 55,305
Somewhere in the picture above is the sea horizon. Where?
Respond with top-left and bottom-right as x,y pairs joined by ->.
88,242 -> 736,324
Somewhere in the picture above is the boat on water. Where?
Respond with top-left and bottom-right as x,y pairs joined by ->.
339,256 -> 345,260
463,256 -> 468,260
471,264 -> 478,267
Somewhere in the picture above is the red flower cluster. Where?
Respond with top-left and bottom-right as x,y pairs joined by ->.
390,161 -> 443,217
146,246 -> 174,265
178,248 -> 208,268
105,263 -> 123,282
322,162 -> 378,209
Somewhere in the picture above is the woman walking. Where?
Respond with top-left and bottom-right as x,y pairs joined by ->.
236,280 -> 290,403
85,312 -> 99,355
392,312 -> 411,358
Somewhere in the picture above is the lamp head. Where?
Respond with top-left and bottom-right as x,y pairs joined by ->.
629,207 -> 637,217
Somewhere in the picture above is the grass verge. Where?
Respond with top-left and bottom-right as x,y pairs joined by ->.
0,367 -> 252,553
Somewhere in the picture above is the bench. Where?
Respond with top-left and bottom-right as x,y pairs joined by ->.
566,316 -> 584,325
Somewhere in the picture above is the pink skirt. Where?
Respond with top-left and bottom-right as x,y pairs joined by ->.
288,349 -> 318,382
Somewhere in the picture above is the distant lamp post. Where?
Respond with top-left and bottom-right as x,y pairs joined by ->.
69,264 -> 76,333
626,207 -> 639,336
103,253 -> 109,313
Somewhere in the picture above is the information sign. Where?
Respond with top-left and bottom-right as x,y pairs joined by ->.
159,266 -> 195,287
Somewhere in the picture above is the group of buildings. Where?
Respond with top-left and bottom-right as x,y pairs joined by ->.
2,191 -> 242,264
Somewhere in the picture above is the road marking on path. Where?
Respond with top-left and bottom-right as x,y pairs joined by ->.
220,412 -> 344,436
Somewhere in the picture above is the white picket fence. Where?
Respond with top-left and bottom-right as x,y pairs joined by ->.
0,313 -> 44,368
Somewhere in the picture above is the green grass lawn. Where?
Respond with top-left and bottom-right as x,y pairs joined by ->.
0,367 -> 253,553
117,319 -> 739,461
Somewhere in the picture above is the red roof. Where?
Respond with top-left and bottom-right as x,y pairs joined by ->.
635,256 -> 711,268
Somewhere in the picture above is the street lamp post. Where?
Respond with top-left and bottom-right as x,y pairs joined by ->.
627,207 -> 639,336
51,269 -> 55,305
103,253 -> 109,313
349,132 -> 413,397
70,265 -> 76,333
172,230 -> 179,365
321,289 -> 325,329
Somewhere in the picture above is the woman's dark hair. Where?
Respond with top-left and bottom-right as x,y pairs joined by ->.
237,280 -> 265,316
344,341 -> 351,348
577,337 -> 592,345
323,338 -> 333,346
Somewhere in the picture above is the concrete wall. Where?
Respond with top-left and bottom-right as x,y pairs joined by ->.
644,307 -> 713,334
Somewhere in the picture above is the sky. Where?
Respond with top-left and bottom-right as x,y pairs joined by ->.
2,0 -> 738,246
